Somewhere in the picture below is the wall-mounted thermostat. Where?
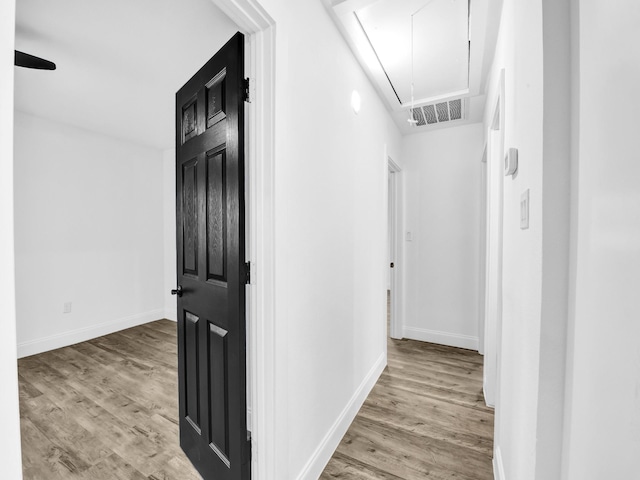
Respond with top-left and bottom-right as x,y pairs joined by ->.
505,148 -> 518,176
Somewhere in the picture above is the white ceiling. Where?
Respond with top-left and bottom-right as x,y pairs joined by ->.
324,0 -> 502,135
14,0 -> 238,150
356,0 -> 469,103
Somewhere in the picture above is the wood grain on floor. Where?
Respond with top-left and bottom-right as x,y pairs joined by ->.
320,305 -> 494,479
19,316 -> 493,479
18,320 -> 203,480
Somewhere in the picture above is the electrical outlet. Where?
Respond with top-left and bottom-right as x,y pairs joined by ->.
63,302 -> 72,314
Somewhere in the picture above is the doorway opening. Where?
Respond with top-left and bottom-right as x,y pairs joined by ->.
387,157 -> 402,341
10,0 -> 276,478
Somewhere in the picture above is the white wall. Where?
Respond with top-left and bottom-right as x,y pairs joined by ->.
255,0 -> 402,477
483,0 -> 545,478
484,0 -> 573,478
14,0 -> 239,150
400,124 -> 484,350
162,148 -> 177,321
14,112 -> 165,357
563,0 -> 640,477
535,0 -> 572,477
0,0 -> 24,476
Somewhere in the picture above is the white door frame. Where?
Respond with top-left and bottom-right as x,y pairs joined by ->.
211,2 -> 277,479
483,70 -> 505,409
478,147 -> 487,356
0,0 -> 23,477
387,156 -> 403,340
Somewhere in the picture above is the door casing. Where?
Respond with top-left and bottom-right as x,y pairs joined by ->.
210,2 -> 277,479
483,69 -> 505,415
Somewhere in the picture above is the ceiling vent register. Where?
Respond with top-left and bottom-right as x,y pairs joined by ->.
411,98 -> 464,126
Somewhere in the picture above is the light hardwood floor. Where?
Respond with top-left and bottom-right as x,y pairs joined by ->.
18,320 -> 202,480
19,317 -> 493,479
320,323 -> 494,478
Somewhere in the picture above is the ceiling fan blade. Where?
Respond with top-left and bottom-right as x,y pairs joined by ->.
14,51 -> 56,70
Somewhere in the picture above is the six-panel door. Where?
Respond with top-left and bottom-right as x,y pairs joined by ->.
175,32 -> 249,480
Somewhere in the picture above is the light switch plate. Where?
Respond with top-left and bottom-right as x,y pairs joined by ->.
406,231 -> 413,242
520,189 -> 530,229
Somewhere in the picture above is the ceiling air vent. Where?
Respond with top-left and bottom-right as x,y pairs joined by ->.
411,98 -> 464,127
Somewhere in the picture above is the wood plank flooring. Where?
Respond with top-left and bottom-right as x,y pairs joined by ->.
18,320 -> 202,480
19,316 -> 493,479
320,321 -> 494,478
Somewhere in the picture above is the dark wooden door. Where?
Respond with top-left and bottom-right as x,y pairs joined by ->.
174,32 -> 249,480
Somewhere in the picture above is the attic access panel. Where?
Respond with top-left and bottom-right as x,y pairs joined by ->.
355,0 -> 469,105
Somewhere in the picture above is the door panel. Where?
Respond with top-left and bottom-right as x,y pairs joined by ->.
182,159 -> 199,277
184,312 -> 201,433
206,150 -> 226,282
175,32 -> 248,480
206,70 -> 227,128
208,321 -> 229,461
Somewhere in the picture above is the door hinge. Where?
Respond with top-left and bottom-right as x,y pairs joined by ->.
244,262 -> 251,285
243,78 -> 251,103
245,431 -> 252,463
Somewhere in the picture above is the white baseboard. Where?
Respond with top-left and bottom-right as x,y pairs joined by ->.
17,309 -> 164,358
494,445 -> 505,480
164,307 -> 177,322
483,384 -> 495,408
403,326 -> 479,351
295,352 -> 387,480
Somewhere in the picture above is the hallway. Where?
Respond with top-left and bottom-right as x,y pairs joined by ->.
321,327 -> 494,479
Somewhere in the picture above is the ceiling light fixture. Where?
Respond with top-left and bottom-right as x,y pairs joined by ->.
408,1 -> 437,126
